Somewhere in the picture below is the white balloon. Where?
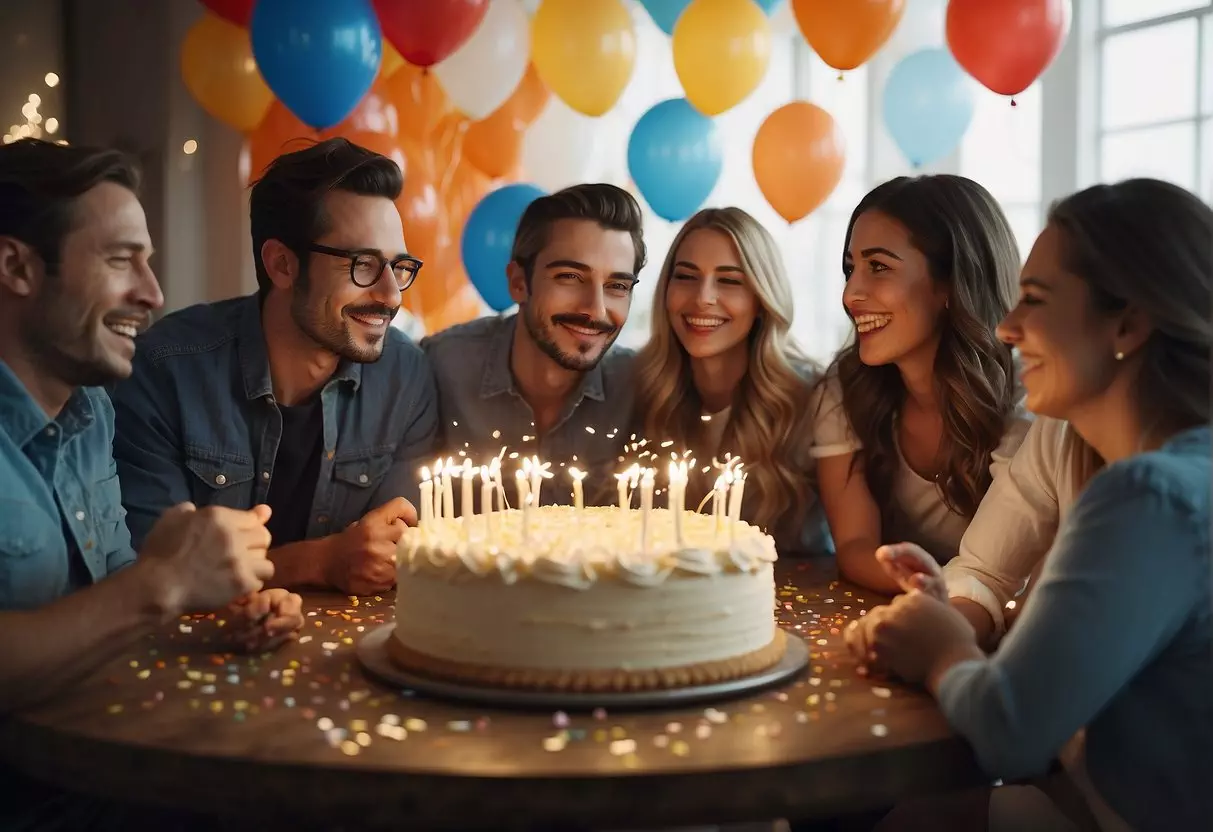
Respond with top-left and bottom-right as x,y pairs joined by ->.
521,98 -> 604,192
433,0 -> 530,121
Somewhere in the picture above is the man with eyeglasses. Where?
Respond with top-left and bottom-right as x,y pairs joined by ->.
111,138 -> 438,595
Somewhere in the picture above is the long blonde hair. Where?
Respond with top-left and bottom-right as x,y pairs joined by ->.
633,207 -> 818,539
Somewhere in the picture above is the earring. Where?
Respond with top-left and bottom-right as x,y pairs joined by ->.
1114,351 -> 1125,361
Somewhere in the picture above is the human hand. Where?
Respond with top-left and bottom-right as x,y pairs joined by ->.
228,588 -> 304,652
867,590 -> 982,686
323,498 -> 411,595
141,503 -> 274,613
876,543 -> 948,601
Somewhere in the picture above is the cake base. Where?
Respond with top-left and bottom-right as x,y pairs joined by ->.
356,625 -> 810,711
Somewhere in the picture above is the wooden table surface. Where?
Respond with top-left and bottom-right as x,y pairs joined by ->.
0,560 -> 984,830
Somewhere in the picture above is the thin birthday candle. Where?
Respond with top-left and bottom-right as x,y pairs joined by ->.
432,458 -> 445,521
460,459 -> 474,524
639,467 -> 655,552
712,472 -> 728,540
419,466 -> 433,527
728,465 -> 746,542
480,464 -> 495,544
441,457 -> 456,522
515,468 -> 531,541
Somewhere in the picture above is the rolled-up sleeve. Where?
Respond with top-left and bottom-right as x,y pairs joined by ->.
936,467 -> 1205,780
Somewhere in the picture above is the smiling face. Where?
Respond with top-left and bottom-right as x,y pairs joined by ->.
665,227 -> 759,362
291,189 -> 407,363
18,181 -> 163,386
842,210 -> 949,367
508,218 -> 637,372
997,224 -> 1123,419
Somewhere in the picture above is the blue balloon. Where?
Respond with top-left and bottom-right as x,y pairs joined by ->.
638,0 -> 692,35
251,0 -> 381,129
628,98 -> 722,223
462,184 -> 547,312
882,48 -> 976,168
753,0 -> 784,13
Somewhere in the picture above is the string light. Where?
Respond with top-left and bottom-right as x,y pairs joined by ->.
4,81 -> 60,144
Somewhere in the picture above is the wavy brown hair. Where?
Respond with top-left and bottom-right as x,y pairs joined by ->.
633,207 -> 818,541
826,175 -> 1021,520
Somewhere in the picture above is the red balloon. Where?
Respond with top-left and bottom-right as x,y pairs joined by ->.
946,0 -> 1071,96
199,0 -> 255,27
371,0 -> 489,68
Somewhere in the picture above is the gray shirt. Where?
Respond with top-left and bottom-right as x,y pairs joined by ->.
420,313 -> 635,507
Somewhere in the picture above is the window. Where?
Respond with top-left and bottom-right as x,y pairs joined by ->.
1095,1 -> 1212,194
959,81 -> 1045,258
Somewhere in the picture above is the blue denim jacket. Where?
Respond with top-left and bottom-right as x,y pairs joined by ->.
110,294 -> 439,549
0,361 -> 134,609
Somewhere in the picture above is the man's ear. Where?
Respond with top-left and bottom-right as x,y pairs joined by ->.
260,239 -> 301,291
506,260 -> 529,305
0,236 -> 42,299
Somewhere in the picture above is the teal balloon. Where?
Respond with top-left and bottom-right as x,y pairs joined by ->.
461,184 -> 547,312
882,48 -> 975,168
641,0 -> 782,34
628,98 -> 722,222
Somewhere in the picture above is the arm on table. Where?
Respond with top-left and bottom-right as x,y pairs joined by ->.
109,358 -> 193,550
0,559 -> 176,712
816,451 -> 895,594
930,471 -> 1205,779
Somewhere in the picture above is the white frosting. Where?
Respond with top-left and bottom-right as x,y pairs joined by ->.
393,505 -> 780,672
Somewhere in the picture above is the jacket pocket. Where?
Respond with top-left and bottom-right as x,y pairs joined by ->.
333,452 -> 393,489
184,449 -> 255,505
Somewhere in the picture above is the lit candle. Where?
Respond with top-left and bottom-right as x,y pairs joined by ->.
712,473 -> 728,540
515,468 -> 531,540
480,464 -> 495,543
432,458 -> 445,521
616,471 -> 631,511
728,466 -> 746,542
569,466 -> 586,511
442,457 -> 455,522
668,460 -> 686,548
639,467 -> 655,552
528,456 -> 543,506
419,466 -> 433,527
460,459 -> 474,524
490,457 -> 505,511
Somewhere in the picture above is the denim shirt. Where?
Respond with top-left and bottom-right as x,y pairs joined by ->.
937,425 -> 1211,830
421,313 -> 635,506
0,362 -> 134,609
110,294 -> 439,549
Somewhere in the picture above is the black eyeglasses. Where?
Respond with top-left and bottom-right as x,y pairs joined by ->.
309,244 -> 423,291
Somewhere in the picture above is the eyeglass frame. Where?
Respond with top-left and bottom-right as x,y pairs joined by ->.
308,243 -> 423,291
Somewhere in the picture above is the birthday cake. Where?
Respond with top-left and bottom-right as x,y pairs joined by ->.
391,484 -> 784,692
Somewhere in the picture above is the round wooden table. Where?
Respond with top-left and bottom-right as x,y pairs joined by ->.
0,561 -> 983,830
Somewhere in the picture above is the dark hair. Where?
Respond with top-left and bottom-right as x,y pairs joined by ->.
249,137 -> 404,294
510,183 -> 647,283
826,174 -> 1021,520
1050,178 -> 1211,447
0,137 -> 140,267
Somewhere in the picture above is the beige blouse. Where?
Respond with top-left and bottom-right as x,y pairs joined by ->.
809,375 -> 1032,567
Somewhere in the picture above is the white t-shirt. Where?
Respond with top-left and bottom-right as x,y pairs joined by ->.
809,374 -> 1032,565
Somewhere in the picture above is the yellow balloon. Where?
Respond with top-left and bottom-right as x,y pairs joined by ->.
674,0 -> 772,116
381,41 -> 405,80
532,0 -> 635,117
180,12 -> 273,133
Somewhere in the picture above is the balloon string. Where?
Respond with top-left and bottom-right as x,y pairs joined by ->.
1010,98 -> 1018,107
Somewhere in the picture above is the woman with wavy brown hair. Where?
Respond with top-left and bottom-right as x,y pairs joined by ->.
811,174 -> 1029,593
632,207 -> 827,553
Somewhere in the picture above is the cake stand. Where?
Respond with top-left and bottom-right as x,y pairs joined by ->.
355,624 -> 811,711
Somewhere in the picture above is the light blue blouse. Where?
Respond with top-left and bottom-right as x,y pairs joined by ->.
937,425 -> 1211,830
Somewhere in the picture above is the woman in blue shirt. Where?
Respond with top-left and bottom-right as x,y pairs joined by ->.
852,178 -> 1211,831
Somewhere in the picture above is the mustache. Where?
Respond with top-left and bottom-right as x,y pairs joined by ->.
550,313 -> 615,334
344,304 -> 398,319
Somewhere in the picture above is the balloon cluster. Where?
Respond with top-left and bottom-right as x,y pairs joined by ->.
182,0 -> 1071,327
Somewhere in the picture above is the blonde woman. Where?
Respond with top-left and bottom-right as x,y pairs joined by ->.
632,207 -> 826,553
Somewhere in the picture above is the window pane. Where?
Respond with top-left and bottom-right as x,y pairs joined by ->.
807,51 -> 869,185
1202,118 -> 1213,201
1001,204 -> 1042,263
1204,13 -> 1213,115
1102,0 -> 1209,28
960,82 -> 1043,204
1101,122 -> 1198,189
1101,20 -> 1199,129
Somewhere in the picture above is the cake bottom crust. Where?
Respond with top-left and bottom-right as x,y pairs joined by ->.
386,627 -> 789,693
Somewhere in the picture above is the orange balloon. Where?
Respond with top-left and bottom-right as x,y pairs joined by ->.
381,41 -> 405,80
246,101 -> 319,182
180,12 -> 273,132
397,161 -> 447,265
462,111 -> 524,179
382,62 -> 452,146
791,0 -> 905,71
506,64 -> 551,127
752,102 -> 845,223
320,80 -> 399,140
946,0 -> 1070,96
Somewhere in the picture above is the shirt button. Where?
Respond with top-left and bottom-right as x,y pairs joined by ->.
358,473 -> 369,484
317,514 -> 329,524
74,510 -> 85,521
261,471 -> 270,481
215,474 -> 227,485
45,426 -> 56,437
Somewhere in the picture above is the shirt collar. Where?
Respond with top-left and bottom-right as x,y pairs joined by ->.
235,293 -> 362,401
0,360 -> 96,448
477,313 -> 607,403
